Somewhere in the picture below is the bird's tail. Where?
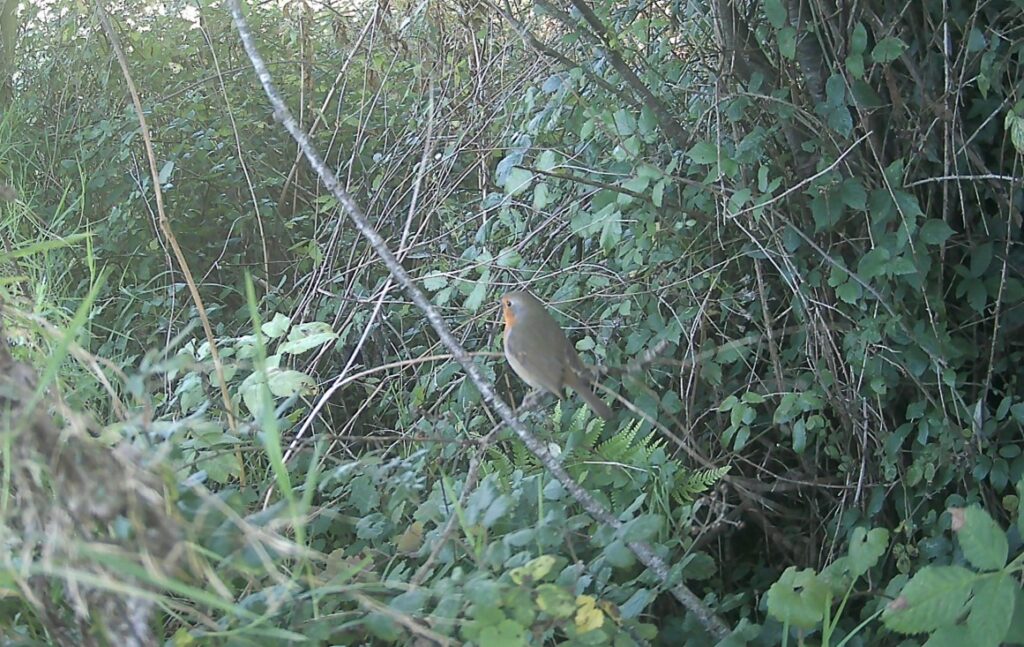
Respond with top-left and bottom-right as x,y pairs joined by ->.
569,375 -> 613,421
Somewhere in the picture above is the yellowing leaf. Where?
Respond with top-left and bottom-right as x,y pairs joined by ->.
171,628 -> 196,647
575,595 -> 604,632
395,522 -> 424,554
510,554 -> 556,585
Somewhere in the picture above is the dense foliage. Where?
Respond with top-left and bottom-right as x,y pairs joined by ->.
2,0 -> 1024,644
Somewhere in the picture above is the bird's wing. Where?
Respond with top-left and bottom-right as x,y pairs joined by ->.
507,342 -> 566,395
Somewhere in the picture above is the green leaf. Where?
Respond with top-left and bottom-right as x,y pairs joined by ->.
728,188 -> 752,212
579,117 -> 595,140
266,368 -> 317,398
532,182 -> 549,209
851,79 -> 885,107
967,28 -> 987,53
464,277 -> 488,312
620,514 -> 662,542
349,475 -> 379,514
158,160 -> 175,184
729,402 -> 751,427
836,280 -> 862,304
817,74 -> 853,136
262,313 -> 291,338
613,109 -> 636,136
390,590 -> 428,615
481,494 -> 512,528
619,176 -> 650,205
364,612 -> 402,641
503,167 -> 534,196
620,588 -> 656,619
541,74 -> 562,93
773,393 -> 797,423
495,247 -> 522,268
673,552 -> 713,582
1007,111 -> 1024,154
535,584 -> 575,618
279,323 -> 337,354
791,418 -> 806,453
687,141 -> 718,164
978,71 -> 990,98
848,527 -> 889,577
839,178 -> 867,209
638,106 -> 658,138
719,395 -> 739,412
478,619 -> 526,647
176,373 -> 204,414
926,625 -> 972,646
892,187 -> 923,217
764,0 -> 786,28
845,53 -> 864,79
604,539 -> 636,569
872,36 -> 908,64
882,565 -> 974,634
778,26 -> 797,60
613,135 -> 641,160
1006,586 -> 1024,643
819,556 -> 853,594
920,219 -> 956,245
1017,479 -> 1024,537
965,278 -> 987,314
571,202 -> 618,238
970,242 -> 994,277
850,22 -> 868,55
825,73 -> 846,106
422,271 -> 448,291
652,180 -> 665,207
889,255 -> 918,275
495,146 -> 527,184
0,233 -> 90,261
967,573 -> 1015,646
858,247 -> 890,280
536,150 -> 558,172
810,192 -> 844,231
766,567 -> 828,630
464,585 -> 502,620
732,426 -> 750,450
954,506 -> 1008,571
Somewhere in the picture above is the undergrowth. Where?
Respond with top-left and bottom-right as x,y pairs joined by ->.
1,0 -> 1023,644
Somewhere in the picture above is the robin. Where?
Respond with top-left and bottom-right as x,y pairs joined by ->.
500,290 -> 613,420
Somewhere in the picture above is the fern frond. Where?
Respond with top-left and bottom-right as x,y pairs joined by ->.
629,428 -> 664,464
674,466 -> 730,504
480,446 -> 516,490
595,418 -> 641,462
511,438 -> 536,470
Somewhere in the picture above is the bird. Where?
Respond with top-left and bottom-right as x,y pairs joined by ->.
500,290 -> 613,420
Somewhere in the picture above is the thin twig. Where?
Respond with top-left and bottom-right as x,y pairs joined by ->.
94,3 -> 239,443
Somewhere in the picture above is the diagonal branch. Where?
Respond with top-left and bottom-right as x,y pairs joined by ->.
226,0 -> 731,639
